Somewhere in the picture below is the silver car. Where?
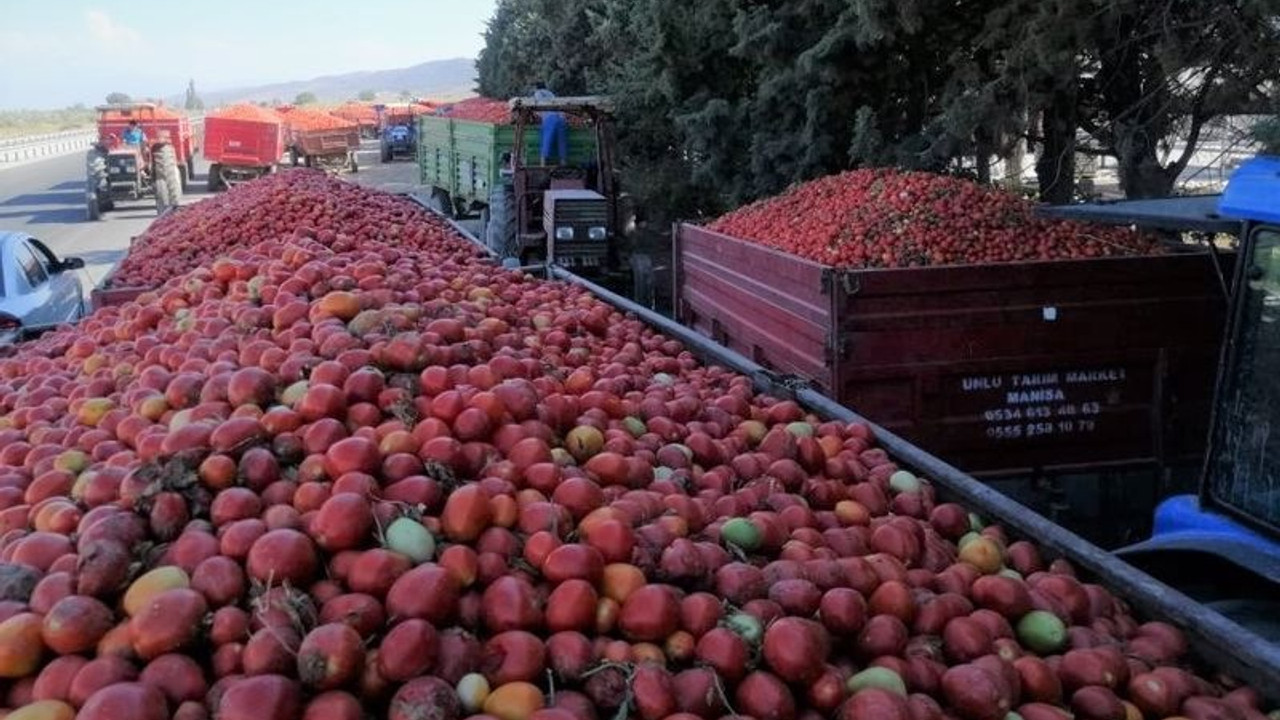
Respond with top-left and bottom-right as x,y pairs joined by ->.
0,232 -> 88,346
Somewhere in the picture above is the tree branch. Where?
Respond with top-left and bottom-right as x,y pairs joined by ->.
1167,70 -> 1218,179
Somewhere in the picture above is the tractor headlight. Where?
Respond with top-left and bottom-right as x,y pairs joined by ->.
555,227 -> 574,241
124,163 -> 136,172
588,226 -> 607,241
109,166 -> 122,174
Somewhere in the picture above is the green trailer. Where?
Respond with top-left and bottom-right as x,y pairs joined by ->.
416,115 -> 597,217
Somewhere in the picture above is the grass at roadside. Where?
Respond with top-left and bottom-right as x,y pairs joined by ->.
0,107 -> 96,140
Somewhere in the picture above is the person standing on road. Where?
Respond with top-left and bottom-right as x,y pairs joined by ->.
122,120 -> 146,146
534,82 -> 568,166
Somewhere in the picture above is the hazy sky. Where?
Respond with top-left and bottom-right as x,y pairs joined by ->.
0,1 -> 496,109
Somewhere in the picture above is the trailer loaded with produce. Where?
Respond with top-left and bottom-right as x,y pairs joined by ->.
675,169 -> 1229,480
203,104 -> 286,191
0,170 -> 1274,720
285,108 -> 360,173
416,97 -> 597,220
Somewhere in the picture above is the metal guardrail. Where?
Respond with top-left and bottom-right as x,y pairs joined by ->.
0,130 -> 97,166
0,128 -> 96,149
0,118 -> 205,167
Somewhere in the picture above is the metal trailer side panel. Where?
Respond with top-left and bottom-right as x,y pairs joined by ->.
291,127 -> 360,156
416,116 -> 600,208
828,255 -> 1226,472
417,117 -> 457,193
675,224 -> 835,383
674,224 -> 1227,475
202,118 -> 283,167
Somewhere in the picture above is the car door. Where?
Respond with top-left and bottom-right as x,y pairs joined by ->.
27,238 -> 85,323
12,241 -> 63,328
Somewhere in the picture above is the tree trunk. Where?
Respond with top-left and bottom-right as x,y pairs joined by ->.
975,130 -> 993,185
1003,135 -> 1025,192
1114,126 -> 1177,198
1036,86 -> 1077,205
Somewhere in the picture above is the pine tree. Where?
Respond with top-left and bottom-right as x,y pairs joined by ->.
184,80 -> 204,111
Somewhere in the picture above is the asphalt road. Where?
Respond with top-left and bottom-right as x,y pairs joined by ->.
0,142 -> 414,290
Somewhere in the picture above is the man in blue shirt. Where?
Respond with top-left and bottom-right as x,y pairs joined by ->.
122,120 -> 146,146
534,82 -> 568,166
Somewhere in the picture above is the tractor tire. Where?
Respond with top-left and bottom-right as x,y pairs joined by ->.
85,148 -> 108,221
485,184 -> 518,259
154,143 -> 183,209
154,174 -> 171,215
426,188 -> 453,219
207,163 -> 222,192
349,153 -> 359,174
381,139 -> 392,163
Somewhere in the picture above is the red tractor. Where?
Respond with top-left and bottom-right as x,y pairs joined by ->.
85,104 -> 195,220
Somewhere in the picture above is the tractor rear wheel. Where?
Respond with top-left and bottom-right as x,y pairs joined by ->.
207,163 -> 222,192
485,184 -> 518,259
381,139 -> 392,162
154,174 -> 171,214
84,147 -> 108,221
154,144 -> 182,210
426,188 -> 453,218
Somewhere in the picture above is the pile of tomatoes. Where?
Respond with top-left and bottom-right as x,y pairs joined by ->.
708,170 -> 1162,269
0,171 -> 1267,720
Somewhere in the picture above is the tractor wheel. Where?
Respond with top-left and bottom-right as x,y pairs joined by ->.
84,147 -> 108,221
349,152 -> 359,174
155,143 -> 183,208
154,174 -> 171,215
485,184 -> 518,259
207,163 -> 222,192
381,139 -> 392,163
426,188 -> 453,218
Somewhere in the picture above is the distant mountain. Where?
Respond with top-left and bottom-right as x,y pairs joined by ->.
191,58 -> 477,106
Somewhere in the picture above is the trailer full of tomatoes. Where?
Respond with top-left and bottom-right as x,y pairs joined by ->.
707,169 -> 1164,269
0,170 -> 1271,720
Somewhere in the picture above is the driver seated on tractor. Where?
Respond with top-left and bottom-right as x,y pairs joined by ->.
534,82 -> 568,166
122,120 -> 146,146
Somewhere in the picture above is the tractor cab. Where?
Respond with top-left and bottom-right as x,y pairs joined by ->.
493,96 -> 624,272
1040,157 -> 1280,641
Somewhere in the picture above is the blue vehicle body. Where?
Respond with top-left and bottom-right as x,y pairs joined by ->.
381,123 -> 415,162
1042,157 -> 1280,642
1113,156 -> 1280,641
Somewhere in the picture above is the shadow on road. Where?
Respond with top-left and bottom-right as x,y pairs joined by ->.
0,207 -> 87,224
0,191 -> 84,207
50,181 -> 83,191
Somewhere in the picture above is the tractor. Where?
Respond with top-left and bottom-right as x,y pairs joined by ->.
486,96 -> 637,274
85,104 -> 185,220
377,105 -> 417,162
